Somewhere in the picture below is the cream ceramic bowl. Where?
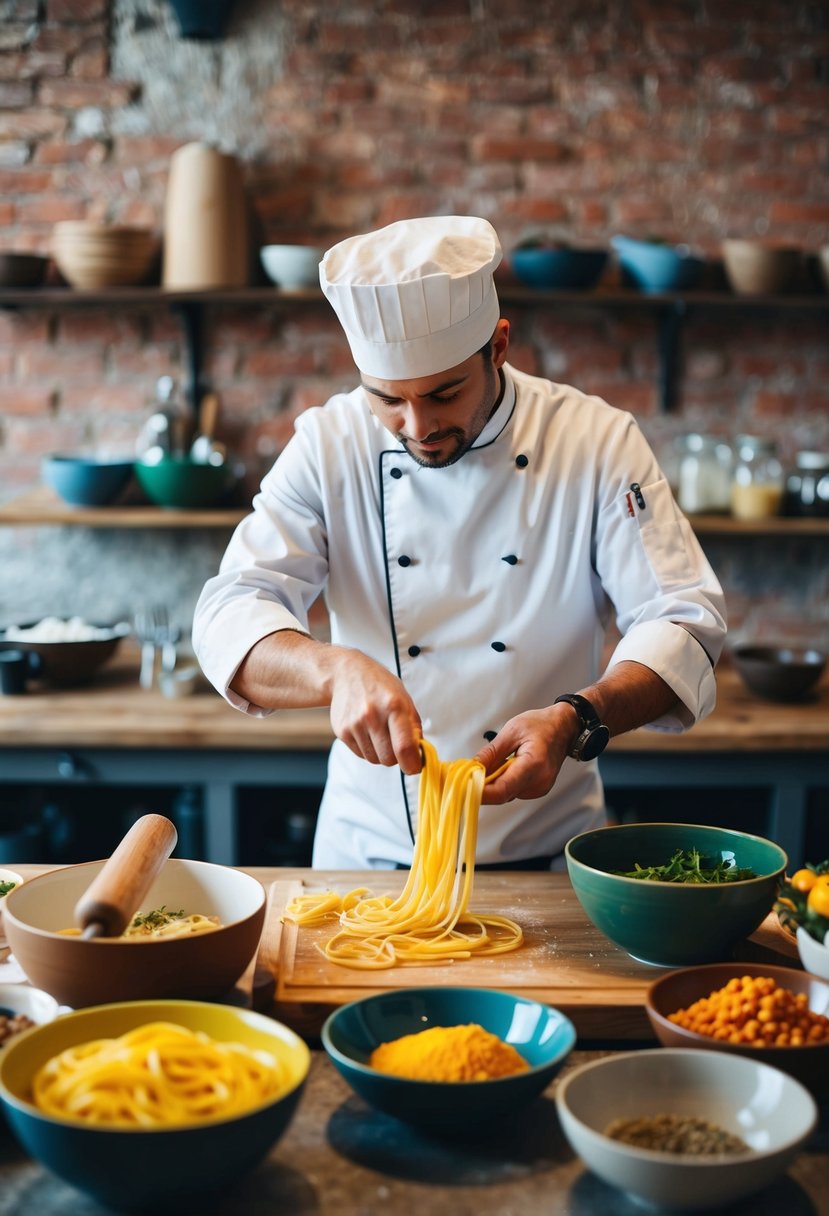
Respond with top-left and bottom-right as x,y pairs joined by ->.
3,859 -> 266,1008
556,1048 -> 817,1210
797,925 -> 829,981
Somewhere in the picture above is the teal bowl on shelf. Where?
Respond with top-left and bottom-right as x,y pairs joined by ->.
612,235 -> 705,293
509,247 -> 608,291
322,986 -> 576,1133
0,999 -> 310,1213
42,455 -> 134,507
565,822 -> 787,968
134,457 -> 235,509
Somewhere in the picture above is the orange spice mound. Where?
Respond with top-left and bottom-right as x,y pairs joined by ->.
369,1023 -> 529,1082
669,974 -> 829,1047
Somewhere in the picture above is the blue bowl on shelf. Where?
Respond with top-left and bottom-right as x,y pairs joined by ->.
322,986 -> 576,1133
509,247 -> 608,291
42,455 -> 134,507
612,235 -> 705,293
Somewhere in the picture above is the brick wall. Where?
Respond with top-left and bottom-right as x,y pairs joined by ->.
0,0 -> 828,638
1,0 -> 828,491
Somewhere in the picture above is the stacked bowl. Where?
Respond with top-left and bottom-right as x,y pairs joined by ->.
52,222 -> 158,289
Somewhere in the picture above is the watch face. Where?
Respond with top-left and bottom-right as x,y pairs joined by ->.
578,724 -> 610,761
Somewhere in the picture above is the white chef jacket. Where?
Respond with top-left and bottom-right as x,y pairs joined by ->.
193,364 -> 726,869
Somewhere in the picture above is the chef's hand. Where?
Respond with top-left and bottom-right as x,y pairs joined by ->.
329,649 -> 423,775
474,704 -> 575,804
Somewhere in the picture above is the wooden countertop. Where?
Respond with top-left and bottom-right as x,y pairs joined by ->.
0,648 -> 827,753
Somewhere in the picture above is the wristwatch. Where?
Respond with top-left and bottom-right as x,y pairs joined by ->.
554,693 -> 610,762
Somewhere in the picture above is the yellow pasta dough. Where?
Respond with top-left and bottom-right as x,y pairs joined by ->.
32,1022 -> 289,1127
285,740 -> 523,969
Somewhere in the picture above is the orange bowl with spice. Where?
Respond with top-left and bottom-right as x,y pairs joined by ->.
646,962 -> 829,1091
321,986 -> 576,1132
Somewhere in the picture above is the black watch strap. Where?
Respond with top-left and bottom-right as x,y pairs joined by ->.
554,693 -> 610,762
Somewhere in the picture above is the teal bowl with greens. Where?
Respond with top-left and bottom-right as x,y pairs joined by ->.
322,987 -> 576,1133
565,822 -> 787,967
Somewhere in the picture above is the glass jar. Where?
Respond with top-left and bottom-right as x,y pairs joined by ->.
783,450 -> 829,518
674,433 -> 733,514
730,435 -> 784,520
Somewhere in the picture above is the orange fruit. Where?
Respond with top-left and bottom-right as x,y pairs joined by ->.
790,868 -> 818,893
806,875 -> 829,918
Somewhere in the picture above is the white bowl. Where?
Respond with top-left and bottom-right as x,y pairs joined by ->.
556,1048 -> 817,1211
0,983 -> 60,1036
260,244 -> 322,290
797,924 -> 829,980
0,869 -> 23,900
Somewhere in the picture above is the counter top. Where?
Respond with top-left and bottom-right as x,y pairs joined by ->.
0,650 -> 827,753
2,1047 -> 827,1216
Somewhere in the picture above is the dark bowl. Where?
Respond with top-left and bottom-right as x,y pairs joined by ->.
0,620 -> 126,685
509,247 -> 608,291
0,253 -> 49,288
322,987 -> 576,1133
565,822 -> 787,967
646,962 -> 829,1091
731,644 -> 826,702
42,455 -> 134,507
134,457 -> 235,509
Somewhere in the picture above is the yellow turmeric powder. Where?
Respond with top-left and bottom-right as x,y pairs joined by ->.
369,1023 -> 529,1081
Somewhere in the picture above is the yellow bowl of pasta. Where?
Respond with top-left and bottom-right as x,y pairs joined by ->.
3,859 -> 266,1008
0,999 -> 310,1210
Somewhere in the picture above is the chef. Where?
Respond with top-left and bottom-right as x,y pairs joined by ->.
193,215 -> 727,870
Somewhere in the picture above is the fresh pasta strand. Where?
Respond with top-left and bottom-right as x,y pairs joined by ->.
284,741 -> 523,969
32,1022 -> 289,1128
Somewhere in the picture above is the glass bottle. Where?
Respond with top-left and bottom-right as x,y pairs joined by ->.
674,433 -> 733,514
730,435 -> 784,520
783,450 -> 829,518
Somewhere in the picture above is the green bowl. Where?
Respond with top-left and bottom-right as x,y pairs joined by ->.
0,999 -> 310,1212
322,986 -> 576,1133
565,822 -> 787,967
134,457 -> 234,509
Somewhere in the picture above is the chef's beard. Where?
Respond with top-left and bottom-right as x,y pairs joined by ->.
400,359 -> 501,469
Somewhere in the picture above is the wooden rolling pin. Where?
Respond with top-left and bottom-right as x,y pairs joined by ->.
74,814 -> 178,939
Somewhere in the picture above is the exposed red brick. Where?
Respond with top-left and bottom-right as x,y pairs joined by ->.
243,350 -> 318,378
59,383 -> 146,413
770,200 -> 829,224
22,195 -> 87,223
37,78 -> 138,108
34,139 -> 108,165
0,385 -> 54,415
471,137 -> 569,163
0,81 -> 35,106
70,39 -> 109,79
47,0 -> 108,20
0,110 -> 68,139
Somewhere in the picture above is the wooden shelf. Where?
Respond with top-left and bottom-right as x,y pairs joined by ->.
0,485 -> 246,528
0,285 -> 827,310
2,488 -> 827,535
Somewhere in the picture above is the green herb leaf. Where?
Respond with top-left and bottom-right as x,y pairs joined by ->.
611,847 -> 756,884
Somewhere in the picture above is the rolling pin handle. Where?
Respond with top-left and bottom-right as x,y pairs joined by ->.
73,813 -> 178,939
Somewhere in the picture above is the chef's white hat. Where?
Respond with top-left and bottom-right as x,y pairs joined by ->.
319,215 -> 502,379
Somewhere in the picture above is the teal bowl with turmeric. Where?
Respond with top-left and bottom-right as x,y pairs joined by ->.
321,986 -> 576,1133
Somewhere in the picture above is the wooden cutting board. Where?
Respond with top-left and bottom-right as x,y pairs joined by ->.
253,870 -> 799,1040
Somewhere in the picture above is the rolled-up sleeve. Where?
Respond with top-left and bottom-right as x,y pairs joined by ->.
594,415 -> 727,731
192,426 -> 328,715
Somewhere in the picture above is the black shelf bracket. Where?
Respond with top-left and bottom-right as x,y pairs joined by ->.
170,299 -> 206,415
657,300 -> 687,412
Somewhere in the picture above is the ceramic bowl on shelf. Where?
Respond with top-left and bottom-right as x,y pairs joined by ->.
2,858 -> 266,1008
134,456 -> 236,509
611,235 -> 705,293
0,999 -> 310,1210
509,246 -> 608,291
0,253 -> 49,288
556,1047 -> 817,1211
0,619 -> 128,686
721,239 -> 801,296
730,643 -> 826,702
260,244 -> 323,290
565,822 -> 787,967
52,222 -> 158,290
645,962 -> 829,1090
322,986 -> 576,1132
42,455 -> 135,507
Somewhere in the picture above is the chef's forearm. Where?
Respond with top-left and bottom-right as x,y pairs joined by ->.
230,629 -> 350,709
571,659 -> 679,740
